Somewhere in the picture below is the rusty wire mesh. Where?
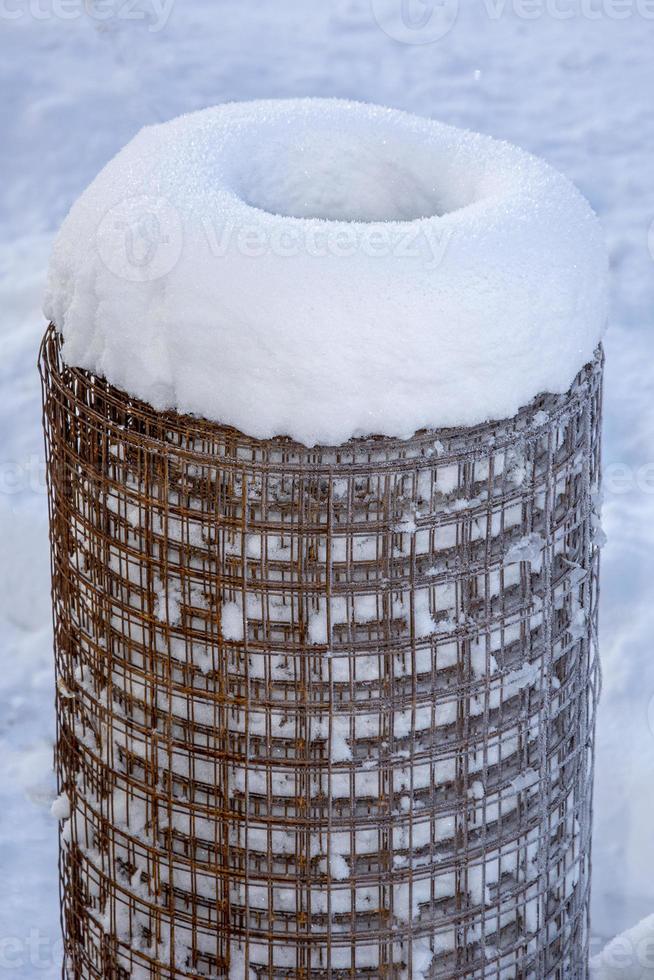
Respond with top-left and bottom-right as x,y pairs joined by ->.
40,323 -> 603,980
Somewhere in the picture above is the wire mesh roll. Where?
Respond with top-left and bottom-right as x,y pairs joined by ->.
40,324 -> 603,979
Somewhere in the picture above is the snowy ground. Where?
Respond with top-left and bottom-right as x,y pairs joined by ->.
1,1 -> 653,975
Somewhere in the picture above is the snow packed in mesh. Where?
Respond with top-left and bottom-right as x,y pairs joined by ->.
44,98 -> 608,447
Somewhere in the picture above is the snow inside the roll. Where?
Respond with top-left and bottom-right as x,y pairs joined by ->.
44,98 -> 608,446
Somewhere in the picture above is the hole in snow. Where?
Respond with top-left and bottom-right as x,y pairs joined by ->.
235,128 -> 465,223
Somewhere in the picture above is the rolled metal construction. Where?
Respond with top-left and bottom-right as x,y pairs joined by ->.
40,323 -> 603,979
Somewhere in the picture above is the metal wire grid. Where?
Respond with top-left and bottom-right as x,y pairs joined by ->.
40,324 -> 603,980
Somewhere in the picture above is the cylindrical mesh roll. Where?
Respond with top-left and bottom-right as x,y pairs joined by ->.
40,324 -> 603,979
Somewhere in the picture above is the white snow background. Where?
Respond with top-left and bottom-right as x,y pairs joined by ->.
1,1 -> 653,975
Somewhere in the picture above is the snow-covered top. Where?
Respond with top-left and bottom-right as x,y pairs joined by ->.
44,99 -> 608,446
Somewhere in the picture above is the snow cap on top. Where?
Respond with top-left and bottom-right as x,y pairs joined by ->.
44,99 -> 608,446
